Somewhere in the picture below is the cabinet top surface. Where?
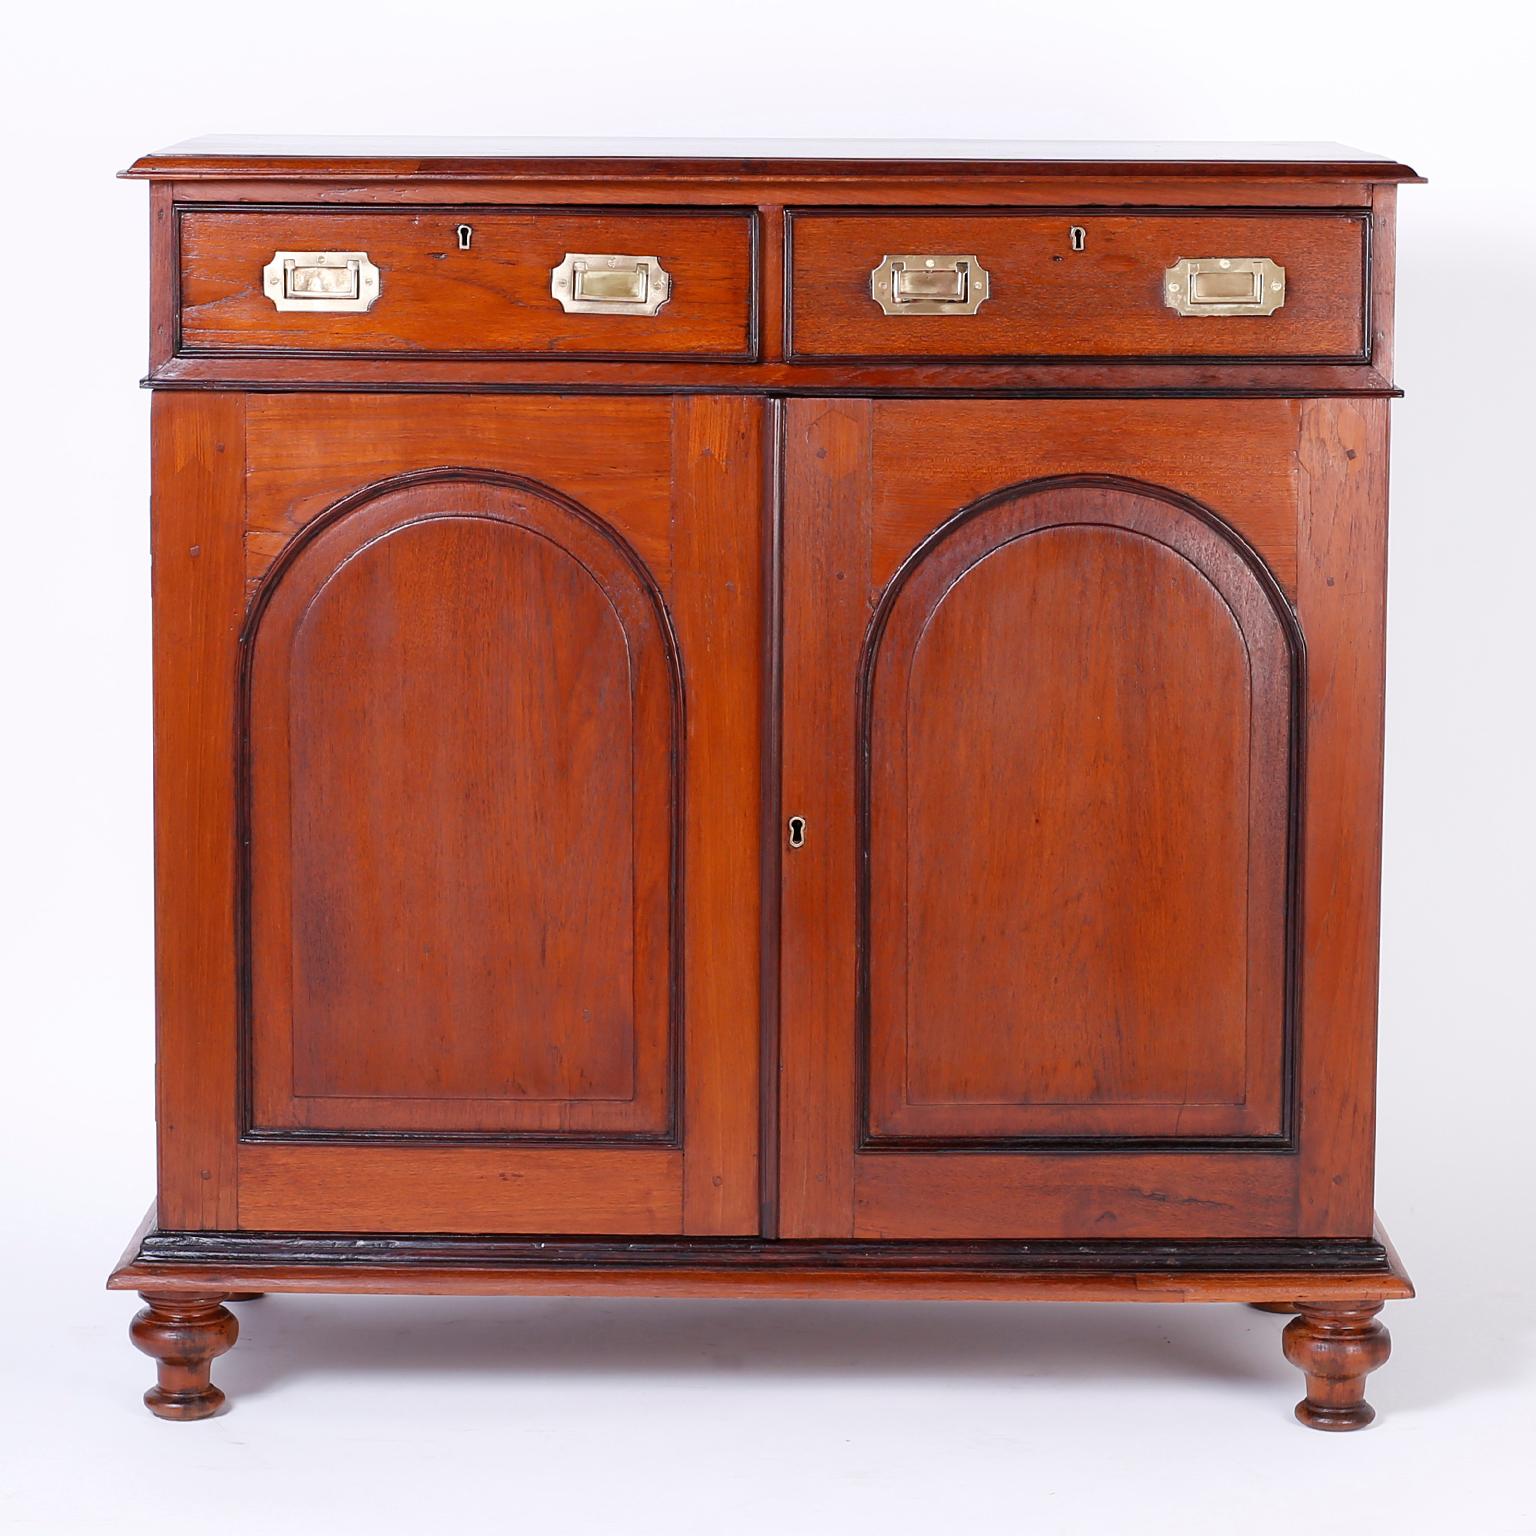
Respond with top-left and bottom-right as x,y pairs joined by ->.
125,136 -> 1422,182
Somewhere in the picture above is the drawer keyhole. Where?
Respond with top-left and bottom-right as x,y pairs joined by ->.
1070,225 -> 1086,252
787,815 -> 807,849
456,224 -> 473,251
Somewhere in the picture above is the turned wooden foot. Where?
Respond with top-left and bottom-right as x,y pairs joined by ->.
1282,1302 -> 1390,1431
130,1293 -> 239,1420
1248,1301 -> 1301,1314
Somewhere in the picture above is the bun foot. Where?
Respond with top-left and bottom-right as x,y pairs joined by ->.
1282,1302 -> 1390,1431
130,1293 -> 240,1420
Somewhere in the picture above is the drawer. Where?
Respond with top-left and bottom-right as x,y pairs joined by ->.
787,211 -> 1368,361
177,208 -> 757,359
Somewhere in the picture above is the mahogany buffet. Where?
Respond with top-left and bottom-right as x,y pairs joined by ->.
112,138 -> 1421,1429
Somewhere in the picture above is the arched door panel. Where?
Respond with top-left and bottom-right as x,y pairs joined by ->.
862,483 -> 1296,1143
247,475 -> 678,1138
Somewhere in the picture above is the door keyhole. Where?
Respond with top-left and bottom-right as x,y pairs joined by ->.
787,815 -> 806,849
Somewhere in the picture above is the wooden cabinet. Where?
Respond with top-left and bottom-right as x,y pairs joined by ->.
113,138 -> 1419,1431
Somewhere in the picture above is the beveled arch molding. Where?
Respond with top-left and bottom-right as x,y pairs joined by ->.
235,466 -> 686,1148
854,472 -> 1307,1155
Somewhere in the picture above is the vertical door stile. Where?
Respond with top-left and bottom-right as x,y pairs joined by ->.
777,399 -> 873,1238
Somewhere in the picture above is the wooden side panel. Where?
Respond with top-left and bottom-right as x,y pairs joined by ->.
1295,397 -> 1391,1235
672,396 -> 764,1234
1368,186 -> 1397,381
778,399 -> 872,1237
151,393 -> 246,1228
148,184 -> 176,374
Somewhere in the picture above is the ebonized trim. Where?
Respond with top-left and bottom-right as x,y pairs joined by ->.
142,377 -> 1406,401
133,1230 -> 1393,1274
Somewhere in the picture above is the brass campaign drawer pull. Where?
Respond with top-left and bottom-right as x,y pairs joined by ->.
550,253 -> 672,315
1163,256 -> 1286,316
261,251 -> 381,313
870,254 -> 992,316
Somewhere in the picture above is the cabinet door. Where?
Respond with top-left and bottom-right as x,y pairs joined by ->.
153,393 -> 763,1234
778,398 -> 1388,1240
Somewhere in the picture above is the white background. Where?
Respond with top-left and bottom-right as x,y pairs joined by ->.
2,1 -> 1533,1530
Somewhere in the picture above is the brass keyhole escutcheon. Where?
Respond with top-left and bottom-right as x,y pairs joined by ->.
787,816 -> 807,849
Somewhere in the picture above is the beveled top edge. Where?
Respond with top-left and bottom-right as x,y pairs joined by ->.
122,136 -> 1424,183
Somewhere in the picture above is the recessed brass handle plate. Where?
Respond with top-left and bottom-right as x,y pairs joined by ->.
262,251 -> 380,313
1163,257 -> 1286,316
550,253 -> 672,315
870,254 -> 991,316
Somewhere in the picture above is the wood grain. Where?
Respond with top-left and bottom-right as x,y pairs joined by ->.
780,405 -> 1314,1238
153,354 -> 1404,398
853,1152 -> 1298,1239
867,398 -> 1301,593
1368,186 -> 1398,383
131,1294 -> 239,1420
235,396 -> 760,1229
148,183 -> 175,374
1294,397 -> 1392,1235
246,474 -> 679,1138
236,1144 -> 683,1233
120,147 -> 1416,1419
777,400 -> 872,1237
862,480 -> 1297,1142
789,212 -> 1368,360
123,136 -> 1422,186
157,175 -> 1393,214
179,208 -> 756,359
243,393 -> 674,592
151,393 -> 246,1228
671,396 -> 765,1234
109,1212 -> 1415,1304
1283,1302 -> 1392,1431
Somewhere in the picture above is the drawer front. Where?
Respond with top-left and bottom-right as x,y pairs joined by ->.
787,211 -> 1368,361
178,208 -> 757,359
